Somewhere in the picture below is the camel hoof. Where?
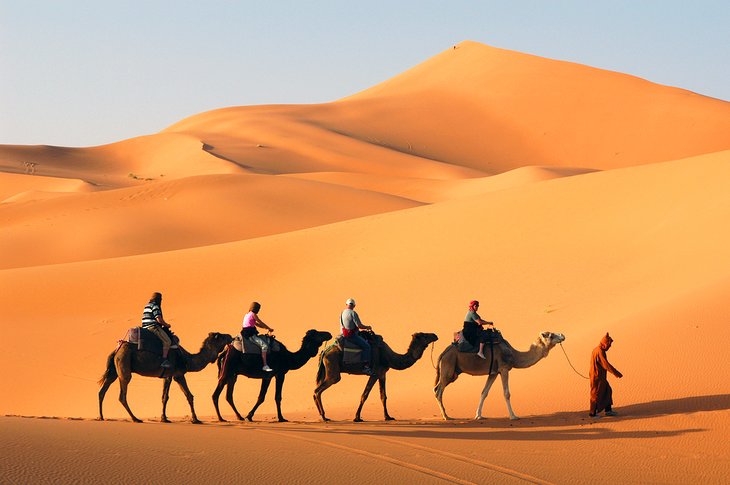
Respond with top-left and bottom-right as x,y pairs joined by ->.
353,417 -> 363,423
510,416 -> 521,421
384,416 -> 395,421
132,418 -> 143,423
245,416 -> 254,422
474,416 -> 486,420
191,419 -> 202,425
278,418 -> 289,423
161,418 -> 171,423
217,417 -> 227,422
321,417 -> 330,422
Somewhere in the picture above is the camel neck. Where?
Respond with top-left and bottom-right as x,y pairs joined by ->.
510,342 -> 550,369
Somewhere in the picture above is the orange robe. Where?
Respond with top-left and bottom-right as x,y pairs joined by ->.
589,335 -> 622,414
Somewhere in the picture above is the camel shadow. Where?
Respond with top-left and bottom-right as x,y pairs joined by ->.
275,394 -> 729,442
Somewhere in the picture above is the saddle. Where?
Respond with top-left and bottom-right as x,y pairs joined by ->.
123,326 -> 180,356
335,335 -> 366,364
335,332 -> 382,365
231,333 -> 281,354
453,328 -> 504,353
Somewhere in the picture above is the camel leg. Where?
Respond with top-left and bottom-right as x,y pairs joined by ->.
98,374 -> 117,421
378,373 -> 395,421
211,374 -> 228,421
246,378 -> 273,421
224,375 -> 246,421
173,374 -> 201,424
313,374 -> 340,422
475,373 -> 498,420
500,370 -> 519,420
433,367 -> 458,420
273,374 -> 288,422
161,377 -> 172,423
354,374 -> 379,422
117,374 -> 142,423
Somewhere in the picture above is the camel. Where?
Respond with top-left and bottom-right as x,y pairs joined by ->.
434,331 -> 565,420
212,329 -> 332,422
314,332 -> 439,422
98,332 -> 233,423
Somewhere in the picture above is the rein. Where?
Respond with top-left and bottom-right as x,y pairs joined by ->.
429,341 -> 437,369
559,342 -> 589,379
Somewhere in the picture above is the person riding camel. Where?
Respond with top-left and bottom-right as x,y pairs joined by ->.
340,298 -> 373,375
462,300 -> 496,359
242,301 -> 274,372
142,292 -> 175,368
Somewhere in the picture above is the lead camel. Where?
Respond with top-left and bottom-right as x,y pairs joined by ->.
434,331 -> 565,420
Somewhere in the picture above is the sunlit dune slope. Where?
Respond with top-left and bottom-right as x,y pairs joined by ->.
0,133 -> 236,189
162,41 -> 730,177
287,166 -> 598,203
1,151 -> 729,420
0,173 -> 421,268
330,40 -> 730,172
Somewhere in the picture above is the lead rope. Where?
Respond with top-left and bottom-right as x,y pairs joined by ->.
429,341 -> 437,369
559,342 -> 589,379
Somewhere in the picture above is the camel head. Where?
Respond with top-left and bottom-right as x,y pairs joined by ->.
304,329 -> 333,346
538,331 -> 565,349
204,332 -> 234,361
413,332 -> 439,347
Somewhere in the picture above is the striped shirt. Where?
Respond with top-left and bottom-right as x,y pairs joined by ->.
142,301 -> 163,328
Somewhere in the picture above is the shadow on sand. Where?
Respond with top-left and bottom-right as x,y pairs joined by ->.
245,394 -> 729,442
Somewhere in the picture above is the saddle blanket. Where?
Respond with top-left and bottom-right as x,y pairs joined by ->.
232,334 -> 281,354
335,335 -> 368,364
123,326 -> 179,354
453,329 -> 504,353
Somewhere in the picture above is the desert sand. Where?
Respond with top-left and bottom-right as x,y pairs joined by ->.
1,41 -> 729,484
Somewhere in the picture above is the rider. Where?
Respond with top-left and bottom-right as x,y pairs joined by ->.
462,300 -> 495,359
242,301 -> 274,372
340,298 -> 373,374
142,292 -> 174,368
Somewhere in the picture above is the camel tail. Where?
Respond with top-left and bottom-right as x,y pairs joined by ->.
98,351 -> 118,386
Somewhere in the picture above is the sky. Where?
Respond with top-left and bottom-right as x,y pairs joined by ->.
1,1 -> 728,147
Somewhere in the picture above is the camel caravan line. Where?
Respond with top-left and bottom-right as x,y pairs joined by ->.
98,297 -> 566,423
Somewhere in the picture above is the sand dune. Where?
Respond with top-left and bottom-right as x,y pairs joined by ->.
334,41 -> 730,172
2,150 -> 729,419
1,41 -> 729,484
0,173 -> 420,268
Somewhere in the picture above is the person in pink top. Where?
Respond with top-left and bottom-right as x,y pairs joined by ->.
242,301 -> 274,372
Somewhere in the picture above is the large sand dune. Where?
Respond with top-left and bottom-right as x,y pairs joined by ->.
1,41 -> 728,484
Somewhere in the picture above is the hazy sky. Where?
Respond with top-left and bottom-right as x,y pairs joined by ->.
2,1 -> 728,147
